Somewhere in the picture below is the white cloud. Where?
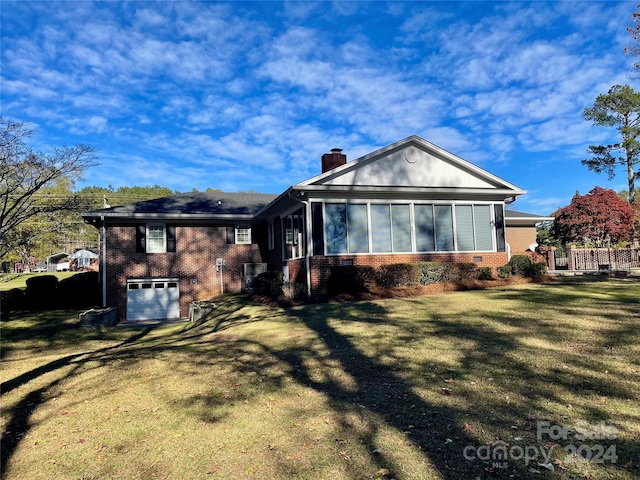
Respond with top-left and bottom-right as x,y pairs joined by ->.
2,0 -> 634,202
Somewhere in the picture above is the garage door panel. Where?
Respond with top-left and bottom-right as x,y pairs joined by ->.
127,278 -> 180,321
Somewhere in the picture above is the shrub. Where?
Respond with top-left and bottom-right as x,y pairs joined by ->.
253,271 -> 284,296
477,267 -> 493,280
509,255 -> 533,276
57,272 -> 100,308
447,263 -> 478,282
530,261 -> 547,276
413,262 -> 448,285
328,266 -> 376,294
497,264 -> 512,279
1,288 -> 26,315
376,263 -> 420,288
25,275 -> 59,309
281,282 -> 307,300
412,262 -> 479,284
25,275 -> 59,291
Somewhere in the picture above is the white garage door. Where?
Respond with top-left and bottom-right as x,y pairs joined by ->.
126,278 -> 180,321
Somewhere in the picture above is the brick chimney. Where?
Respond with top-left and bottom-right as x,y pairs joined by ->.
321,148 -> 347,173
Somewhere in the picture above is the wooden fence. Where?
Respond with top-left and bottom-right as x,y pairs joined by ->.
546,247 -> 640,271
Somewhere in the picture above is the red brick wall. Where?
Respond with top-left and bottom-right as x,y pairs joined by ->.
506,226 -> 537,254
105,225 -> 264,320
308,252 -> 508,294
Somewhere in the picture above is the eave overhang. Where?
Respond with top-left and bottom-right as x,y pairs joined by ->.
82,212 -> 258,225
505,216 -> 554,227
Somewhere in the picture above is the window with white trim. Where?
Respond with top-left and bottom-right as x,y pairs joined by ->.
235,226 -> 251,244
76,257 -> 91,268
283,207 -> 306,260
147,225 -> 166,253
322,202 -> 494,255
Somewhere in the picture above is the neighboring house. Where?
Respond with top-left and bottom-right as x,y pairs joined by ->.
69,249 -> 99,272
504,210 -> 554,255
82,135 -> 549,322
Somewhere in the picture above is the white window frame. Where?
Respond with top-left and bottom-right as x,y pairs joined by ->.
76,257 -> 91,268
235,226 -> 252,245
147,224 -> 166,253
281,208 -> 306,260
320,200 -> 497,256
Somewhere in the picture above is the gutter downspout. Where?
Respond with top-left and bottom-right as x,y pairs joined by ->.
101,216 -> 107,308
287,190 -> 312,297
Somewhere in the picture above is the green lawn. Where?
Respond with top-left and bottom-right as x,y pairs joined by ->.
1,277 -> 638,479
0,272 -> 78,291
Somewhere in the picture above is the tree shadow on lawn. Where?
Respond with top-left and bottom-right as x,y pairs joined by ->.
268,291 -> 639,479
0,327 -> 155,478
2,288 -> 638,479
0,296 -> 277,478
266,302 -> 523,479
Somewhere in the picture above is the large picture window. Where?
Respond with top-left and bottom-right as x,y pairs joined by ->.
322,202 -> 495,255
414,204 -> 435,252
473,205 -> 493,251
347,204 -> 369,253
434,205 -> 454,251
455,205 -> 474,251
371,204 -> 392,253
391,204 -> 411,252
325,203 -> 347,254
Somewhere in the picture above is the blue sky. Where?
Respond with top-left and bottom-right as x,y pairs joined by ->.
2,1 -> 638,215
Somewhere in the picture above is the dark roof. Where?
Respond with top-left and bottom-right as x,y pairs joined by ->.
83,192 -> 279,220
505,209 -> 552,219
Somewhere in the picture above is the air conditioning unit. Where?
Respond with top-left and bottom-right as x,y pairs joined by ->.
243,263 -> 267,291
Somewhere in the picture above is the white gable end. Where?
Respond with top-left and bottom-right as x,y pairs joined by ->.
297,137 -> 525,196
318,145 -> 499,189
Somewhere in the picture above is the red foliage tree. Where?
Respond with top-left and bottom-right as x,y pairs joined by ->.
551,187 -> 634,246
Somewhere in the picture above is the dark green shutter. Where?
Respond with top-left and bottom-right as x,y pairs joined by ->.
226,226 -> 235,244
136,225 -> 146,253
494,204 -> 506,252
166,225 -> 176,252
311,202 -> 324,255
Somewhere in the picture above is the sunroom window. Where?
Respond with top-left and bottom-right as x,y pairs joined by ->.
322,202 -> 495,255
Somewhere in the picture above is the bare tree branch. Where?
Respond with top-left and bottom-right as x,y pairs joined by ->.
0,117 -> 98,259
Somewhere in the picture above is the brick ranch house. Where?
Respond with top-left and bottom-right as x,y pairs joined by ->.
82,136 -> 552,322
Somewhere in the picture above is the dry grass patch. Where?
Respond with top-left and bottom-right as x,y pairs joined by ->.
2,278 -> 639,479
